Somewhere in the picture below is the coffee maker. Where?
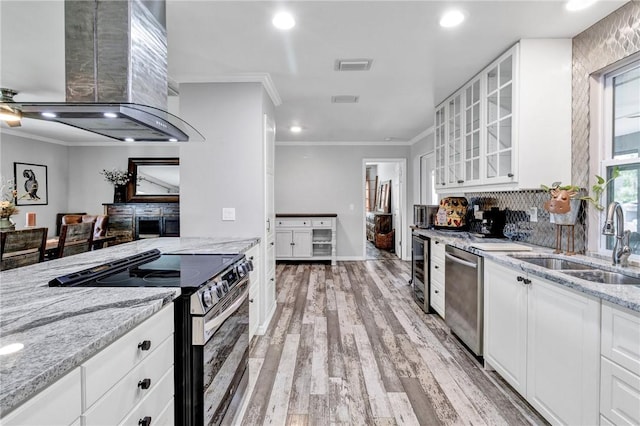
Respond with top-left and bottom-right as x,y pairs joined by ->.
479,207 -> 506,238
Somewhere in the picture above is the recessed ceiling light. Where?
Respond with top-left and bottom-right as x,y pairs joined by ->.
290,125 -> 302,133
272,11 -> 295,30
439,10 -> 465,28
104,112 -> 118,118
124,137 -> 135,142
565,0 -> 598,11
41,112 -> 57,118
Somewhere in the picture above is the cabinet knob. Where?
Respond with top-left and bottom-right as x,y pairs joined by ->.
517,276 -> 524,282
435,241 -> 440,245
507,173 -> 514,178
270,242 -> 274,246
137,340 -> 151,351
457,180 -> 464,184
249,298 -> 254,303
523,278 -> 532,285
138,378 -> 151,390
249,256 -> 254,260
435,290 -> 439,294
138,416 -> 152,426
435,265 -> 439,269
271,278 -> 275,282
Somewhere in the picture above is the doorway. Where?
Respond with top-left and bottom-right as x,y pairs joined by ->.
363,159 -> 407,260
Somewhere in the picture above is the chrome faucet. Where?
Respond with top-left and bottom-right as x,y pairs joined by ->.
602,202 -> 631,267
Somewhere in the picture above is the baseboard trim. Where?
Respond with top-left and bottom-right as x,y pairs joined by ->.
257,301 -> 276,335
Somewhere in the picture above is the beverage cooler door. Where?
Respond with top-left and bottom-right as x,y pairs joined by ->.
411,234 -> 430,313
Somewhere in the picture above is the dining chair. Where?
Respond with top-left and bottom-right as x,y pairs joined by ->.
0,227 -> 48,271
62,214 -> 109,239
57,222 -> 95,258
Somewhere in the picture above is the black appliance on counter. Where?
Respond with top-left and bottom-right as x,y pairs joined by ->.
411,233 -> 431,313
477,208 -> 506,238
49,249 -> 253,426
413,204 -> 439,229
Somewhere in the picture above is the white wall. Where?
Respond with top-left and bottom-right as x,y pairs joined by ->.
1,134 -> 70,236
409,131 -> 434,208
275,144 -> 410,259
179,82 -> 272,238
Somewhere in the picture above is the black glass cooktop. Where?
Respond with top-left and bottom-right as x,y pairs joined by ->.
49,249 -> 243,288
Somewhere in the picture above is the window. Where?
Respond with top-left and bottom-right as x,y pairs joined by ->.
602,60 -> 640,257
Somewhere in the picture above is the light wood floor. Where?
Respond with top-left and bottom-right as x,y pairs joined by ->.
239,260 -> 548,425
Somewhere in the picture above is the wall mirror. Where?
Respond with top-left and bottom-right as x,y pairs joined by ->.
127,157 -> 179,202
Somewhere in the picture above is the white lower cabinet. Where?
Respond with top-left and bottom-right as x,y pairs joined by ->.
275,216 -> 337,264
0,305 -> 174,426
275,229 -> 312,258
600,302 -> 640,425
1,367 -> 82,426
245,244 -> 261,339
484,259 -> 600,426
430,238 -> 446,317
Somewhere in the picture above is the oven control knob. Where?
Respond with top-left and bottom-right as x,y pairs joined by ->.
246,260 -> 254,272
215,283 -> 224,297
220,280 -> 230,292
201,289 -> 213,308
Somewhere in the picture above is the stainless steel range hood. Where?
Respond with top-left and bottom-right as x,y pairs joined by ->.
2,0 -> 203,142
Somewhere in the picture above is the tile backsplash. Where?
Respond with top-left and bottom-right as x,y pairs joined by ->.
464,190 -> 587,252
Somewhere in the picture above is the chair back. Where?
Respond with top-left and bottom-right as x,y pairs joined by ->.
62,214 -> 108,238
58,222 -> 94,258
0,227 -> 48,271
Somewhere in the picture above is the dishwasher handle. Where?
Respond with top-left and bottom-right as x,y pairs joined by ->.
445,252 -> 478,269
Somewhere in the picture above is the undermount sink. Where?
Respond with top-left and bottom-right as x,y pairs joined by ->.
510,256 -> 594,270
561,270 -> 640,285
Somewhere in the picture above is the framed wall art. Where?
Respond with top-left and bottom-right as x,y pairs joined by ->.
14,162 -> 48,205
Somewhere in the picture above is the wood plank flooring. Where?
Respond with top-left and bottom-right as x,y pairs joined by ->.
239,260 -> 548,425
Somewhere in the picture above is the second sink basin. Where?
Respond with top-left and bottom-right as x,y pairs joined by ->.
512,256 -> 594,270
562,270 -> 640,285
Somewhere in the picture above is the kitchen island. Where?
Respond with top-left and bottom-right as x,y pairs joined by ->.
0,236 -> 259,418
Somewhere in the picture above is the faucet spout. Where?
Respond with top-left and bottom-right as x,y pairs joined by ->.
602,202 -> 630,267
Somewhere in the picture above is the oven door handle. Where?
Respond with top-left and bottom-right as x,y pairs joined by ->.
204,286 -> 250,333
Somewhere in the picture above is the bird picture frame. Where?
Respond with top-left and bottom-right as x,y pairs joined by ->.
14,162 -> 48,206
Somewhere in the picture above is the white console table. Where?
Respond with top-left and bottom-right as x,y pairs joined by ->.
275,214 -> 337,265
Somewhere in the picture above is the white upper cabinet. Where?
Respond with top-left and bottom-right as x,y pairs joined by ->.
435,39 -> 572,193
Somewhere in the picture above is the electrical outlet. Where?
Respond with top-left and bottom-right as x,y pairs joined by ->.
222,208 -> 236,221
529,207 -> 538,222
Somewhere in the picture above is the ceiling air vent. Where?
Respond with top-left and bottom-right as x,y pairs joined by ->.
331,95 -> 360,104
334,59 -> 373,71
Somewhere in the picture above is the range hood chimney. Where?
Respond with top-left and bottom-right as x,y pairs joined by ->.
4,0 -> 202,142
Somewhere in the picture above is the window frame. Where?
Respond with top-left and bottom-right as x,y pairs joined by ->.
598,59 -> 640,260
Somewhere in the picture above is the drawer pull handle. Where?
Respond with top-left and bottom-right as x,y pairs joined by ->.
250,298 -> 255,303
138,378 -> 151,389
457,180 -> 464,184
137,340 -> 151,351
434,265 -> 439,269
517,276 -> 524,282
138,416 -> 152,426
523,278 -> 532,285
435,290 -> 439,294
435,241 -> 440,245
507,173 -> 514,178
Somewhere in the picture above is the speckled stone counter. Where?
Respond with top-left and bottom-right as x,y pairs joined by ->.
412,228 -> 640,312
0,236 -> 259,416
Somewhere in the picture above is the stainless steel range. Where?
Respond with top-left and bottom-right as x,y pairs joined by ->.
49,249 -> 253,425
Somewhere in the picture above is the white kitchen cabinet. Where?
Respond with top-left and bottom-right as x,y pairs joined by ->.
1,367 -> 82,426
1,305 -> 174,426
245,244 -> 261,339
484,259 -> 600,426
526,273 -> 600,426
275,216 -> 337,265
483,259 -> 527,395
429,238 -> 445,317
435,39 -> 572,192
600,302 -> 640,425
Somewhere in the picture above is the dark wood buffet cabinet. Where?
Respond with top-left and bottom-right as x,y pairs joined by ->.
103,203 -> 180,244
366,212 -> 392,249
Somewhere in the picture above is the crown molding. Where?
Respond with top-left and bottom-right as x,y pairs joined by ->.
408,126 -> 434,145
178,73 -> 282,106
275,140 -> 413,146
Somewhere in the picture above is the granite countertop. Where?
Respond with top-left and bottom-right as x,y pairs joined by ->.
0,236 -> 259,416
412,228 -> 640,312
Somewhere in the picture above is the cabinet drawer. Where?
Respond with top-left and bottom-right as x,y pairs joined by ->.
1,368 -> 81,426
109,216 -> 134,231
153,397 -> 175,425
431,257 -> 445,277
83,305 -> 174,409
312,219 -> 332,227
83,335 -> 173,425
431,239 -> 445,261
602,303 -> 640,376
134,206 -> 162,216
600,357 -> 640,426
107,206 -> 134,215
276,219 -> 311,227
431,281 -> 445,317
117,367 -> 174,426
162,205 -> 180,215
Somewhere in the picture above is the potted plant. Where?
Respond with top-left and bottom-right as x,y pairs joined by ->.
541,167 -> 620,224
100,168 -> 132,203
0,177 -> 19,230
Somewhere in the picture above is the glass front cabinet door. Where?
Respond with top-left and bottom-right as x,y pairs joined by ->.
463,78 -> 482,185
485,51 -> 515,183
434,105 -> 447,188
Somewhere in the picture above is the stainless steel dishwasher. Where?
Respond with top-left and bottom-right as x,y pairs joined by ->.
444,245 -> 483,356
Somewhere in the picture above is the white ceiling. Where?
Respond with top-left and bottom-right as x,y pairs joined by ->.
0,0 -> 629,145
